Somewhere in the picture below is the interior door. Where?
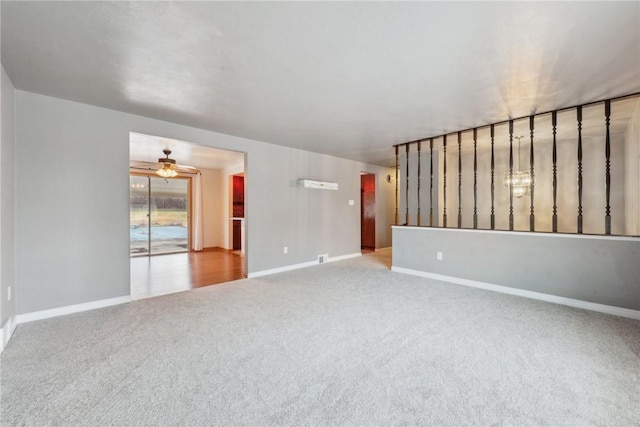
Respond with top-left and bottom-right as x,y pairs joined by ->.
361,174 -> 376,249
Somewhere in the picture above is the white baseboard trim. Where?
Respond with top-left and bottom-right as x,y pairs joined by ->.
391,266 -> 640,320
1,315 -> 17,353
16,296 -> 131,324
248,252 -> 362,278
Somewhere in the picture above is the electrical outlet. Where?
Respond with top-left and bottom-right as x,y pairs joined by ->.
436,251 -> 443,261
7,286 -> 11,301
284,246 -> 288,254
348,199 -> 355,206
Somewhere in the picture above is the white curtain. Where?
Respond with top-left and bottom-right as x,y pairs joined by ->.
192,172 -> 204,251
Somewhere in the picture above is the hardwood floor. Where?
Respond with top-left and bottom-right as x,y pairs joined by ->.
130,249 -> 245,299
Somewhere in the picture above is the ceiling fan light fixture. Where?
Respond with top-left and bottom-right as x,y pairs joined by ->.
156,149 -> 179,178
156,163 -> 178,178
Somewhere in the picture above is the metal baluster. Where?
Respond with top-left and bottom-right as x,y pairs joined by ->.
429,138 -> 434,227
509,120 -> 514,231
458,131 -> 462,228
473,128 -> 478,229
395,146 -> 399,225
605,100 -> 612,234
529,116 -> 535,231
552,111 -> 558,232
490,124 -> 495,230
443,135 -> 448,228
405,144 -> 410,226
577,106 -> 583,234
417,141 -> 422,226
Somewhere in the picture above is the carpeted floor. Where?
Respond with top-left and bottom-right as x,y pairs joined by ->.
2,249 -> 639,425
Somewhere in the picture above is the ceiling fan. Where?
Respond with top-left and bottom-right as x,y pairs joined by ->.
129,149 -> 199,177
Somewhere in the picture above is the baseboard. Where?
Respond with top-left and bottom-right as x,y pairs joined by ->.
0,315 -> 17,353
391,266 -> 640,320
248,252 -> 362,278
375,247 -> 392,252
16,296 -> 131,324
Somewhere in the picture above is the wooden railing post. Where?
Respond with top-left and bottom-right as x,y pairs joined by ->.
508,120 -> 514,231
552,111 -> 558,232
457,131 -> 462,228
395,146 -> 399,226
417,141 -> 422,226
473,128 -> 478,229
405,144 -> 410,225
490,124 -> 495,230
529,115 -> 535,231
577,106 -> 583,234
605,100 -> 612,235
443,135 -> 448,228
429,139 -> 434,227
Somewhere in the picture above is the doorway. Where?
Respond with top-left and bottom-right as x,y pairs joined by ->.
129,132 -> 247,299
130,175 -> 190,256
361,173 -> 376,250
231,174 -> 245,253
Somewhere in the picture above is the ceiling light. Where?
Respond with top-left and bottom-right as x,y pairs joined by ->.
156,149 -> 178,178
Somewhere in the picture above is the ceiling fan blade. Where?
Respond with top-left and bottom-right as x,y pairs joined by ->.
175,164 -> 199,172
130,160 -> 199,174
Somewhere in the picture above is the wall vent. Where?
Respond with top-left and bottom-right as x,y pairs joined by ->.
318,254 -> 328,264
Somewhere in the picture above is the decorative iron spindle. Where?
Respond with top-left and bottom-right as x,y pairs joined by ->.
529,116 -> 535,231
605,100 -> 612,234
577,106 -> 583,234
429,139 -> 434,227
490,124 -> 495,229
458,131 -> 462,228
552,111 -> 558,232
417,141 -> 422,226
508,120 -> 514,231
405,144 -> 410,226
443,135 -> 448,228
473,128 -> 478,229
395,145 -> 399,225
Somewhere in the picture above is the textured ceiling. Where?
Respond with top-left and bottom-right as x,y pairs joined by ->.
2,1 -> 639,166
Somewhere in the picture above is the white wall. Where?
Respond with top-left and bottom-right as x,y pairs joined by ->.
1,66 -> 17,328
14,91 -> 393,314
625,102 -> 640,236
393,227 -> 640,311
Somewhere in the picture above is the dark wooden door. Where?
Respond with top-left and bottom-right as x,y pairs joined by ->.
361,174 -> 375,249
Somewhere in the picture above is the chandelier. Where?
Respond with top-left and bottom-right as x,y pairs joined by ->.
503,136 -> 532,198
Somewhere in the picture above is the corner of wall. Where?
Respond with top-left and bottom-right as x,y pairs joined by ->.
0,315 -> 17,353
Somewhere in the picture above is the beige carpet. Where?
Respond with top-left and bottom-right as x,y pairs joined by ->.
2,249 -> 639,425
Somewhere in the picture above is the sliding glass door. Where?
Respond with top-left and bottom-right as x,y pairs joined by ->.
130,175 -> 189,256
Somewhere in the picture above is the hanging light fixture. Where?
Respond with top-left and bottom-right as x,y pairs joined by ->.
156,149 -> 178,178
504,136 -> 532,198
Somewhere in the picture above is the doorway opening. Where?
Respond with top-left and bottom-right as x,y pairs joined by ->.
129,132 -> 247,299
361,173 -> 376,252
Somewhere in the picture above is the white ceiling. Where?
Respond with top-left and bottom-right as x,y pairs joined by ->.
2,1 -> 639,166
129,132 -> 244,170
